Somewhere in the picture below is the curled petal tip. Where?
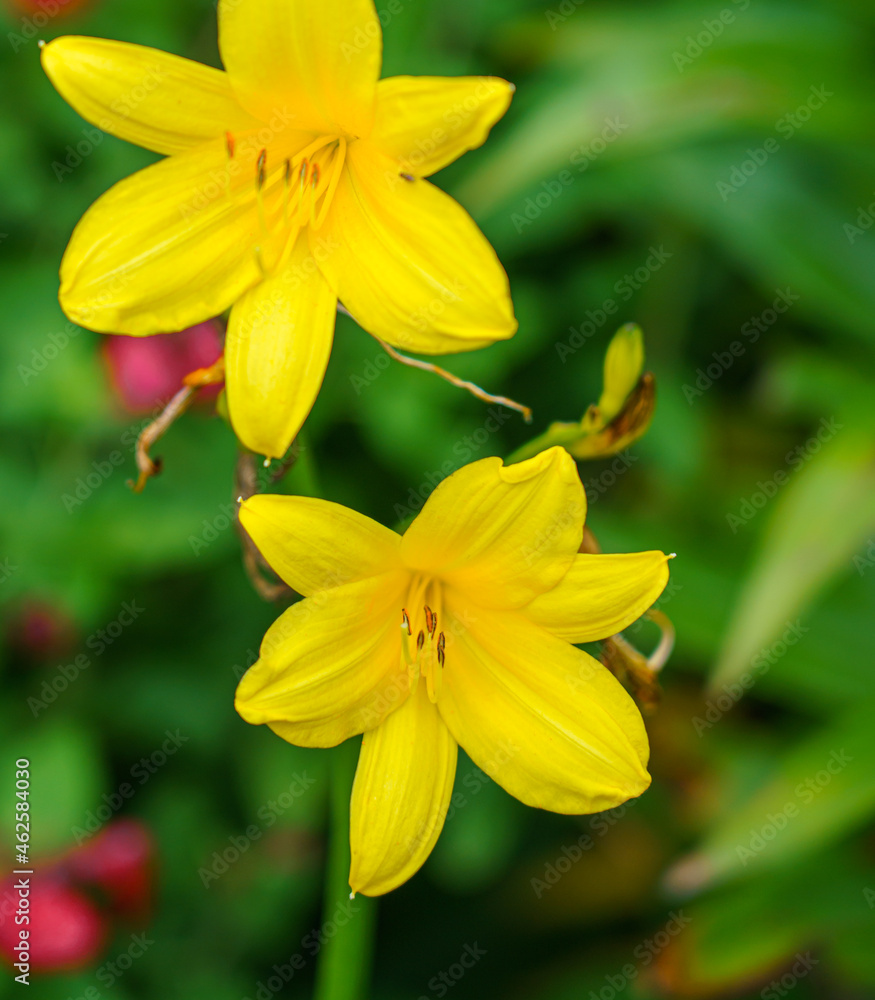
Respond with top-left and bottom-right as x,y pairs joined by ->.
498,443 -> 575,484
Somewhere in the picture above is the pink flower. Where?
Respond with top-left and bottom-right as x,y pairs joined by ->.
103,320 -> 224,413
0,819 -> 154,976
68,820 -> 153,920
8,0 -> 90,19
0,878 -> 105,973
6,599 -> 77,663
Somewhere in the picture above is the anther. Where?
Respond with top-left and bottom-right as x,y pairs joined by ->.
437,632 -> 446,668
424,605 -> 436,637
225,131 -> 236,158
401,609 -> 412,636
284,158 -> 292,185
416,630 -> 425,651
299,160 -> 308,184
256,149 -> 267,188
400,172 -> 414,182
311,164 -> 321,189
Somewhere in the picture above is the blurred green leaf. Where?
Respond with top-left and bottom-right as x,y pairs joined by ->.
654,852 -> 871,997
711,431 -> 875,692
0,718 -> 104,854
667,697 -> 875,893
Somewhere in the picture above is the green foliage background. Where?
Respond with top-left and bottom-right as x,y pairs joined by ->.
1,0 -> 874,996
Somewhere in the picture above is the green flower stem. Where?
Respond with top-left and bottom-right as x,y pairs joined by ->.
313,739 -> 376,1000
505,422 -> 588,465
291,430 -> 322,498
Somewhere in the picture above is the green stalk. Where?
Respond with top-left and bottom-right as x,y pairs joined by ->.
313,740 -> 376,1000
505,422 -> 586,465
291,429 -> 322,498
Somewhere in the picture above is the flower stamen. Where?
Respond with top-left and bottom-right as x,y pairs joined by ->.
425,633 -> 442,703
282,157 -> 292,217
424,605 -> 436,637
256,149 -> 267,189
293,133 -> 338,168
309,164 -> 321,227
241,133 -> 346,276
399,581 -> 445,702
312,137 -> 347,231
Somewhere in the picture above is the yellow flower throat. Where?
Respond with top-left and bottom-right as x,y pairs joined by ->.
400,577 -> 446,705
225,129 -> 349,273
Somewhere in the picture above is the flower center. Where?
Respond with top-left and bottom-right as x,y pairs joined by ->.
224,129 -> 349,275
400,577 -> 445,704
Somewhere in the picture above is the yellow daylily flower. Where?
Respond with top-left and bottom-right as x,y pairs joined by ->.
41,0 -> 518,459
235,446 -> 671,896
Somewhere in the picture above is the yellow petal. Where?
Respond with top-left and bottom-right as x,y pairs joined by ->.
60,139 -> 263,335
371,75 -> 514,177
317,143 -> 516,354
438,600 -> 650,814
350,684 -> 457,896
239,494 -> 401,598
525,551 -> 671,643
218,0 -> 381,135
401,447 -> 584,609
225,239 -> 337,459
598,323 -> 644,424
235,573 -> 410,747
41,36 -> 260,156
